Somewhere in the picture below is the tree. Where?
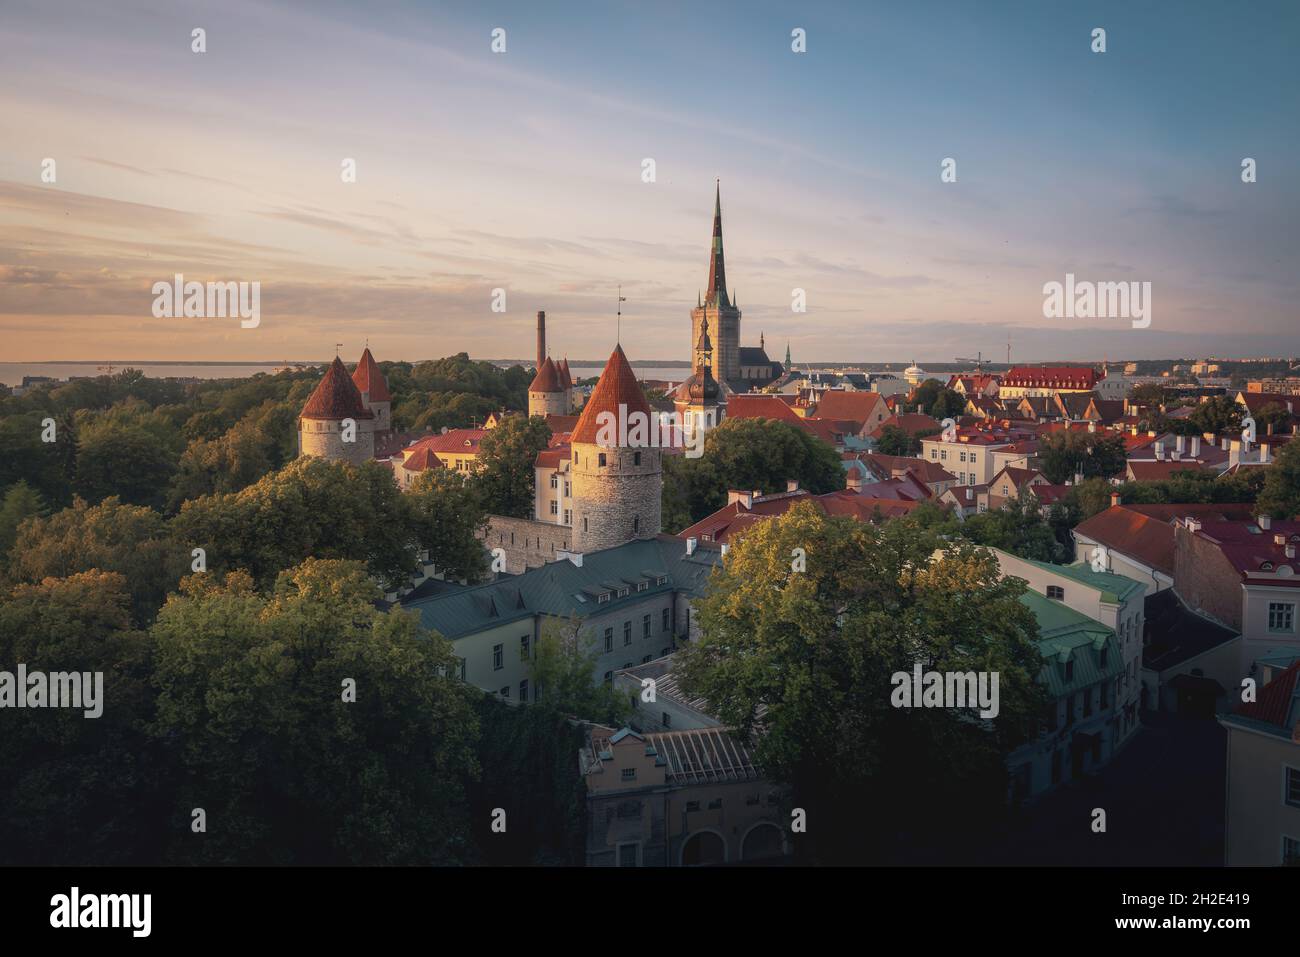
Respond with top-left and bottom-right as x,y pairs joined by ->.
1129,383 -> 1166,406
910,379 -> 965,419
148,560 -> 482,864
9,497 -> 188,626
1187,396 -> 1243,437
874,424 -> 919,456
0,571 -> 167,864
1037,431 -> 1127,484
959,489 -> 1070,563
474,414 -> 553,517
407,468 -> 490,583
73,424 -> 176,509
1258,439 -> 1300,519
0,480 -> 46,567
675,503 -> 1044,864
660,417 -> 845,530
172,457 -> 419,589
1253,401 -> 1293,435
529,616 -> 631,726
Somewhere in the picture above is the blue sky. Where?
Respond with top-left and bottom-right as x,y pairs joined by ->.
1,0 -> 1296,363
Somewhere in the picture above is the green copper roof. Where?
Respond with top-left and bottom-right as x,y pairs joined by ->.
1017,558 -> 1144,605
1020,590 -> 1122,697
404,537 -> 720,640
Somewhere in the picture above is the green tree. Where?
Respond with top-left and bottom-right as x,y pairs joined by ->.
9,497 -> 188,626
529,616 -> 631,726
1037,431 -> 1127,484
1258,439 -> 1300,520
0,571 -> 166,864
874,424 -> 919,456
73,424 -> 176,509
959,489 -> 1069,563
0,480 -> 46,566
407,468 -> 490,583
675,504 -> 1044,864
661,417 -> 845,530
1187,396 -> 1243,437
172,457 -> 419,589
149,560 -> 481,864
474,414 -> 553,517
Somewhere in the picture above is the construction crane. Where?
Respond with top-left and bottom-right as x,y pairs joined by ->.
954,352 -> 987,372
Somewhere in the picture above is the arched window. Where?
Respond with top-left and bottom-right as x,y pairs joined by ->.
633,515 -> 640,534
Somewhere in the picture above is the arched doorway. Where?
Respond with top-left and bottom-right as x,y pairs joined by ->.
680,830 -> 726,866
741,822 -> 785,862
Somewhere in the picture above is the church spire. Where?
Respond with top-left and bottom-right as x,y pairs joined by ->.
705,180 -> 730,308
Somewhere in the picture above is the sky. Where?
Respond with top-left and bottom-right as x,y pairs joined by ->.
1,0 -> 1297,365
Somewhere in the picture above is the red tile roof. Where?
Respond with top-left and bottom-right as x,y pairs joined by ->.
544,414 -> 579,435
726,394 -> 805,423
401,446 -> 442,471
301,357 -> 374,421
529,356 -> 564,393
1002,366 -> 1100,390
678,488 -> 922,543
557,358 -> 573,390
534,444 -> 571,469
1234,661 -> 1300,732
1126,460 -> 1213,481
404,428 -> 486,455
810,390 -> 885,430
570,345 -> 653,445
352,347 -> 392,402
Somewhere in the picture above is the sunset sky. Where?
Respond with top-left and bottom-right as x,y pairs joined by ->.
1,0 -> 1297,364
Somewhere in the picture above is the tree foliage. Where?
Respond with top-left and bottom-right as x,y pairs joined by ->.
474,414 -> 554,517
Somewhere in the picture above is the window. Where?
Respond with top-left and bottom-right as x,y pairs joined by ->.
604,627 -> 613,652
603,671 -> 613,683
550,475 -> 558,488
1047,585 -> 1065,600
493,644 -> 504,670
519,679 -> 528,701
661,648 -> 670,658
1269,602 -> 1295,633
685,801 -> 700,812
662,607 -> 671,632
597,592 -> 609,604
500,686 -> 510,698
960,451 -> 967,462
940,450 -> 947,461
656,575 -> 668,586
643,614 -> 651,638
598,453 -> 607,467
620,767 -> 636,782
662,712 -> 671,728
573,451 -> 578,463
642,655 -> 651,664
1064,659 -> 1074,681
1285,836 -> 1300,866
618,586 -> 629,598
624,621 -> 632,645
633,516 -> 640,534
637,581 -> 648,592
550,500 -> 558,515
520,634 -> 530,660
707,798 -> 722,810
634,451 -> 641,466
564,481 -> 570,496
1287,767 -> 1300,809
456,657 -> 466,681
618,842 -> 639,868
564,509 -> 572,525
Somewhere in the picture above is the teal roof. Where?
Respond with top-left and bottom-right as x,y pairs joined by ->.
1020,590 -> 1122,697
404,536 -> 721,640
1018,558 -> 1145,605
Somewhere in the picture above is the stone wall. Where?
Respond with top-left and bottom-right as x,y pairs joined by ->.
483,515 -> 573,574
298,417 -> 375,464
1173,525 -> 1243,630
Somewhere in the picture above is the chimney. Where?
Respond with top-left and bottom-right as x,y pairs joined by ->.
1088,420 -> 1096,433
1074,471 -> 1084,485
726,490 -> 758,509
1155,446 -> 1165,460
1261,442 -> 1271,463
787,479 -> 800,493
536,311 -> 546,370
1261,515 -> 1272,530
686,537 -> 698,556
1191,435 -> 1201,457
1175,435 -> 1186,453
1287,544 -> 1296,560
1273,533 -> 1284,546
1185,518 -> 1202,533
1110,492 -> 1121,508
721,543 -> 730,557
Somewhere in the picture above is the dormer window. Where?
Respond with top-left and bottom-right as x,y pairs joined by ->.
617,587 -> 629,598
1261,561 -> 1274,571
597,593 -> 610,604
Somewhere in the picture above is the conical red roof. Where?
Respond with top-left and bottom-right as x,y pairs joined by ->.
558,357 -> 573,390
570,345 -> 653,444
301,357 -> 373,420
529,356 -> 564,393
352,347 -> 392,402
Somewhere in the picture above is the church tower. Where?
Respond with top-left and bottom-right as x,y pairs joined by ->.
675,324 -> 725,434
569,344 -> 662,552
690,182 -> 741,384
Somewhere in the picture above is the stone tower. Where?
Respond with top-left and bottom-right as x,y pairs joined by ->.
298,356 -> 375,464
351,347 -> 392,436
528,356 -> 569,417
569,344 -> 662,552
690,181 -> 741,384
